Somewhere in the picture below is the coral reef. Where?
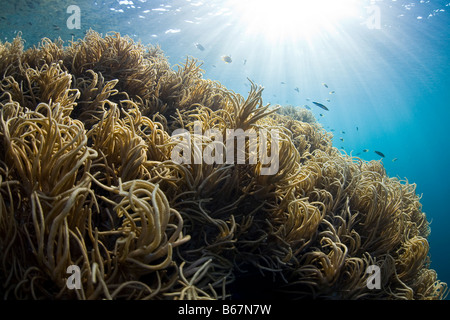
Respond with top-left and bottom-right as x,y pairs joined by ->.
0,31 -> 447,300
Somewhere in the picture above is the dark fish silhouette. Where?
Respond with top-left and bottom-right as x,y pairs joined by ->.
375,151 -> 385,157
322,83 -> 328,88
221,55 -> 232,63
363,149 -> 369,152
312,101 -> 329,111
294,87 -> 300,93
195,43 -> 205,51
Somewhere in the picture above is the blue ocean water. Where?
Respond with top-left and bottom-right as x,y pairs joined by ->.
1,0 -> 449,295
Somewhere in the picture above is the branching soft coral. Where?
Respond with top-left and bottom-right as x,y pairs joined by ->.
0,31 -> 447,300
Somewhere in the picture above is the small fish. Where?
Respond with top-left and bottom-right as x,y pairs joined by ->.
281,82 -> 285,84
303,105 -> 311,110
341,131 -> 346,134
306,98 -> 310,101
194,43 -> 205,51
322,83 -> 329,88
374,151 -> 385,157
312,101 -> 329,111
330,129 -> 335,132
212,64 -> 216,68
53,24 -> 60,30
329,91 -> 335,94
392,158 -> 398,162
363,149 -> 369,153
319,113 -> 324,117
339,137 -> 344,142
221,55 -> 232,63
294,87 -> 300,93
356,126 -> 359,131
355,152 -> 361,156
326,98 -> 331,102
243,59 -> 247,65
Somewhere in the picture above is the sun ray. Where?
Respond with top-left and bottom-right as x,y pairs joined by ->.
227,0 -> 361,42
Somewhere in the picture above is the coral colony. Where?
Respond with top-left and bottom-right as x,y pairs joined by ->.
0,31 -> 447,299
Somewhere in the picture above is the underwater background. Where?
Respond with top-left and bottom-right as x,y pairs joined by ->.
0,0 -> 449,298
